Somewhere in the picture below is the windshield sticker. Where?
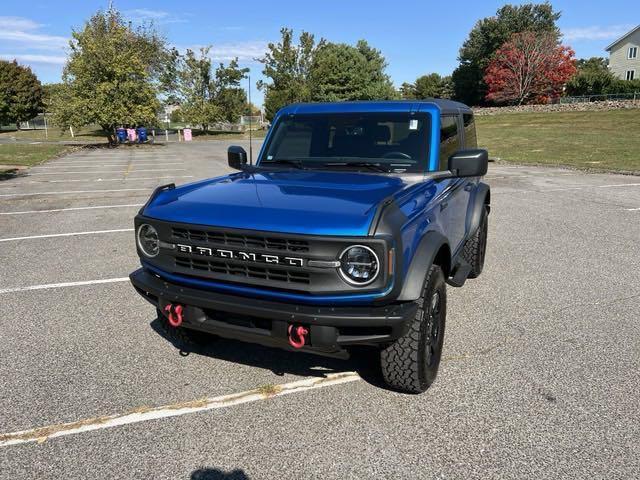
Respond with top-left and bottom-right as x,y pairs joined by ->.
409,119 -> 418,130
267,155 -> 273,160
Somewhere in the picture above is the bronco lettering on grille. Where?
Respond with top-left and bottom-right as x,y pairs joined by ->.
176,244 -> 304,267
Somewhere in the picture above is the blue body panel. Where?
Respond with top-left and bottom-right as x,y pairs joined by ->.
144,170 -> 413,236
141,100 -> 480,305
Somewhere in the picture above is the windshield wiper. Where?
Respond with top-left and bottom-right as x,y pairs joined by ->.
261,159 -> 305,169
323,162 -> 389,173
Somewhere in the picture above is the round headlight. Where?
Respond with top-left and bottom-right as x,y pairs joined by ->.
137,224 -> 160,258
339,245 -> 380,286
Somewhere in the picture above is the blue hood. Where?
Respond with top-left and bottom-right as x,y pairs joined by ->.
143,170 -> 414,236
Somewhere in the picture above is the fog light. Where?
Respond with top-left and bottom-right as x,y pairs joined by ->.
339,245 -> 379,286
137,224 -> 160,258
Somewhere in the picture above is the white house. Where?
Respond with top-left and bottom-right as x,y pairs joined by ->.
605,24 -> 640,81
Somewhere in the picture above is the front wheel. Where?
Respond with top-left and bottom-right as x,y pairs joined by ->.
380,265 -> 447,394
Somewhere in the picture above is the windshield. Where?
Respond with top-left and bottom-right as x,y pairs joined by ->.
259,112 -> 431,173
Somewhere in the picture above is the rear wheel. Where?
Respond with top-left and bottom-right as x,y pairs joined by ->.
157,309 -> 215,348
380,265 -> 446,394
462,206 -> 488,278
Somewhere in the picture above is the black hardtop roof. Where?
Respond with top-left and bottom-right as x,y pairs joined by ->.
279,99 -> 474,116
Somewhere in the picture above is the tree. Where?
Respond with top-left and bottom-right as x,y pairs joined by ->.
401,73 -> 453,99
0,60 -> 42,128
565,57 -> 616,96
308,41 -> 396,102
484,32 -> 576,105
51,7 -> 165,143
214,58 -> 249,123
452,3 -> 561,105
257,28 -> 324,120
167,48 -> 249,128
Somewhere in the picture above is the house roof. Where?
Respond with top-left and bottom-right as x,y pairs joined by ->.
605,24 -> 640,51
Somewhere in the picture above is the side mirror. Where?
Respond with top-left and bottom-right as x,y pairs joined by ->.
448,149 -> 488,177
228,146 -> 248,170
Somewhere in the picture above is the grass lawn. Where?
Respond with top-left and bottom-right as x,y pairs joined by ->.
0,144 -> 76,175
0,126 -> 107,142
476,109 -> 640,172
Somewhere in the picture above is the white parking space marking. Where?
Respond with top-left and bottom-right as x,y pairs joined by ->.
598,183 -> 640,188
0,188 -> 150,197
0,229 -> 133,243
625,207 -> 640,211
34,163 -> 184,168
0,372 -> 360,447
28,169 -> 187,175
0,204 -> 143,215
0,175 -> 194,185
0,277 -> 130,295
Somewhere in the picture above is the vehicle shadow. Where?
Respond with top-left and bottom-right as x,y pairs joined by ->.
191,467 -> 249,480
149,317 -> 386,389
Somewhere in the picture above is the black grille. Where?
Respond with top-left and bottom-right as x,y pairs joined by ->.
171,227 -> 309,253
175,256 -> 310,285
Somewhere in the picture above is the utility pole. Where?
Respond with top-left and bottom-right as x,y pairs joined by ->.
248,73 -> 253,165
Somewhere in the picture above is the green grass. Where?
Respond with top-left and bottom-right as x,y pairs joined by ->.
475,109 -> 640,172
0,144 -> 76,174
0,126 -> 107,142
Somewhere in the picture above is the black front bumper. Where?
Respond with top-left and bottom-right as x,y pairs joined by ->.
130,268 -> 417,357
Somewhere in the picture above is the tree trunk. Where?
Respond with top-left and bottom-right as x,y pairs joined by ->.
101,124 -> 116,145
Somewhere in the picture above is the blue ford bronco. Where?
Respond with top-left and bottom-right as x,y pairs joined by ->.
130,100 -> 490,393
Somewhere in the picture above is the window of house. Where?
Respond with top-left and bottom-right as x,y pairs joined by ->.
439,115 -> 459,170
626,70 -> 636,81
628,46 -> 638,59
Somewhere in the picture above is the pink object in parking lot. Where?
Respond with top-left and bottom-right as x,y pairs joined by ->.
127,128 -> 137,142
183,128 -> 192,141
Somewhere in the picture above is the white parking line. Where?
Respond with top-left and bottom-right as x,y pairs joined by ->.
0,277 -> 130,295
0,229 -> 133,243
0,175 -> 194,185
0,188 -> 150,197
0,372 -> 360,447
625,207 -> 640,211
35,163 -> 184,167
598,183 -> 640,188
0,204 -> 143,215
29,169 -> 186,175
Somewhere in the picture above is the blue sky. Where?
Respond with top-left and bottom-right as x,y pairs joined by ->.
0,0 -> 637,106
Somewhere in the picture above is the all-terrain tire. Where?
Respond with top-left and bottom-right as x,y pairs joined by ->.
157,309 -> 215,348
380,265 -> 447,394
461,206 -> 488,279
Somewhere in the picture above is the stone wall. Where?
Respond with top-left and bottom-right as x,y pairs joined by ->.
473,99 -> 640,116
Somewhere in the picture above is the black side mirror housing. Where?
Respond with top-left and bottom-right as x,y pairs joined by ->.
228,146 -> 248,170
448,149 -> 488,177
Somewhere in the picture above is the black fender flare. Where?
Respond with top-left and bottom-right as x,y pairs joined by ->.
397,231 -> 450,301
466,182 -> 490,236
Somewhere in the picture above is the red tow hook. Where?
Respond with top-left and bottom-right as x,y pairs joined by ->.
287,324 -> 309,349
164,303 -> 184,327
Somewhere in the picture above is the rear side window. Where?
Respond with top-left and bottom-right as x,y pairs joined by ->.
439,115 -> 459,170
463,113 -> 477,149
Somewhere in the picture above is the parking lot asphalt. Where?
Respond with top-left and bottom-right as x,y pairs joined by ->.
0,143 -> 639,479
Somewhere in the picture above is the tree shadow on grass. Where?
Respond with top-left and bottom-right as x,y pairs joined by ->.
149,316 -> 386,390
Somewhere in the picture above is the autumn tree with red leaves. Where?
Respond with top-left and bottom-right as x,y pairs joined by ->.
484,31 -> 576,105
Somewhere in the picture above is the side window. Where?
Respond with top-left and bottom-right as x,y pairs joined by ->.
439,115 -> 459,170
463,113 -> 477,149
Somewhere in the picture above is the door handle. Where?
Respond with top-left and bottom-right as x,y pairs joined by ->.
464,183 -> 474,192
